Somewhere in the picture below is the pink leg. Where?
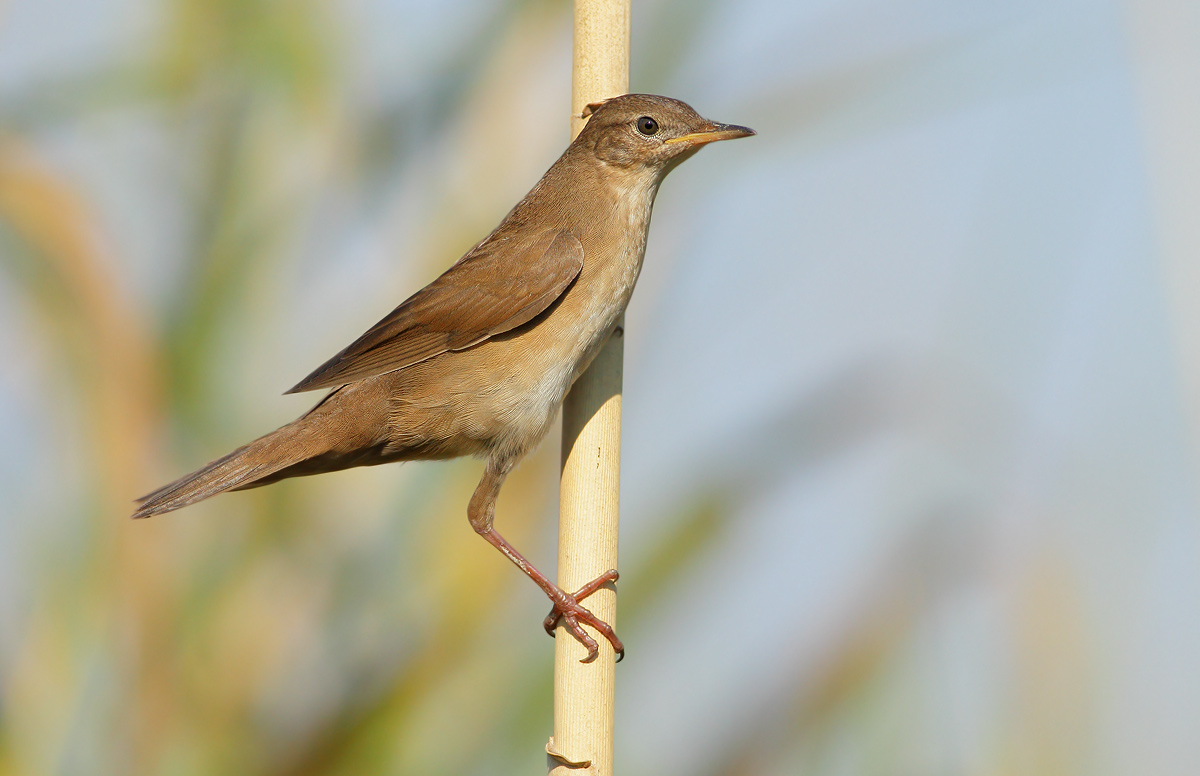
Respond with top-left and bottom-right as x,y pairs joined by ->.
469,460 -> 624,664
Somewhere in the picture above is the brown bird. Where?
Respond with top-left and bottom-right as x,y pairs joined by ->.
134,94 -> 754,662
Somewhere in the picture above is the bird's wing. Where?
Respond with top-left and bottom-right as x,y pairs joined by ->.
286,228 -> 583,393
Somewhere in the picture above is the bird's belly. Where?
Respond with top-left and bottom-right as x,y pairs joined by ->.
379,333 -> 585,462
470,312 -> 619,459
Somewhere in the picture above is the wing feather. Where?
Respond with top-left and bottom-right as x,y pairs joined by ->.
286,229 -> 583,393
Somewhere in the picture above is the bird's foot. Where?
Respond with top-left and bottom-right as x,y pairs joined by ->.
543,569 -> 623,663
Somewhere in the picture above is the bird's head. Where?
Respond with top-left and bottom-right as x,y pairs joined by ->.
574,94 -> 754,173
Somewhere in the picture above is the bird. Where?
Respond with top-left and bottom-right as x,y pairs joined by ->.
133,93 -> 754,663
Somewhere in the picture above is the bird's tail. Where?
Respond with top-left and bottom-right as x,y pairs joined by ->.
134,381 -> 397,519
132,421 -> 318,518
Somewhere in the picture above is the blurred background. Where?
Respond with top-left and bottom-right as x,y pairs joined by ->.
2,0 -> 1199,773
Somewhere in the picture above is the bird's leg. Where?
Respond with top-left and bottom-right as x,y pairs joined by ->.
468,459 -> 624,663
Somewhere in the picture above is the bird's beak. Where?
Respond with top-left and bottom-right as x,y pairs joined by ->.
664,121 -> 756,146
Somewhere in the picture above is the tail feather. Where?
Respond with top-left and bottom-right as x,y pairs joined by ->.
133,383 -> 395,519
132,425 -> 311,519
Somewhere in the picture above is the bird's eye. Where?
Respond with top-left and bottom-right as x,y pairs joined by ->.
636,116 -> 659,136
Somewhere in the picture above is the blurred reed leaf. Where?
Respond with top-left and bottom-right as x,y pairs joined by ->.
158,0 -> 338,105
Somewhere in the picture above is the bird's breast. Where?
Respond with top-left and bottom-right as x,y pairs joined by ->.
559,175 -> 657,377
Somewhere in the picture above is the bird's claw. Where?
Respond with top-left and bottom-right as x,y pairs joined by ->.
543,569 -> 618,635
543,569 -> 623,663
